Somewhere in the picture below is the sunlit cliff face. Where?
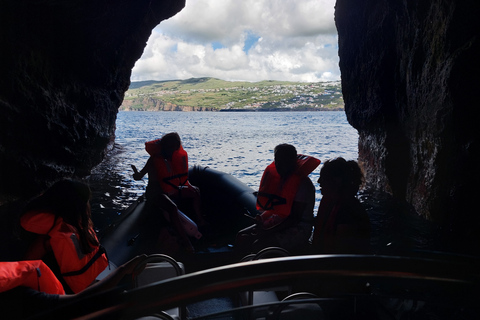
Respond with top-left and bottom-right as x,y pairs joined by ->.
0,0 -> 479,256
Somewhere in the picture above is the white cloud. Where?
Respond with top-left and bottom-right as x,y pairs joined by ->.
131,0 -> 339,82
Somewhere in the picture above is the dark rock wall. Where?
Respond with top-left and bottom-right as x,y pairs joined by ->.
0,0 -> 479,255
0,0 -> 185,204
336,0 -> 480,246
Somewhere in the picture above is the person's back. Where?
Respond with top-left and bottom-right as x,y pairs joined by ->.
132,132 -> 204,253
1,255 -> 147,319
235,144 -> 320,255
20,179 -> 108,293
266,174 -> 316,253
138,132 -> 187,195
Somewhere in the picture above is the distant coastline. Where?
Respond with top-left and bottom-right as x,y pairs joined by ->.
218,107 -> 344,112
121,77 -> 344,112
120,107 -> 344,112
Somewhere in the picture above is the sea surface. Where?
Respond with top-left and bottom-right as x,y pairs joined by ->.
88,111 -> 358,229
87,111 -> 441,254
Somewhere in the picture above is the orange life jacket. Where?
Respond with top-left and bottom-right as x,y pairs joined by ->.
256,155 -> 320,228
145,139 -> 189,195
20,211 -> 109,293
0,260 -> 65,295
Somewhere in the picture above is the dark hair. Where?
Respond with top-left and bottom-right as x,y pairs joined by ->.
160,132 -> 182,159
274,144 -> 298,177
25,179 -> 98,253
274,144 -> 297,160
320,157 -> 364,196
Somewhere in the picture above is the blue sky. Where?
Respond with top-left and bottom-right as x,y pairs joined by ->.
131,0 -> 339,83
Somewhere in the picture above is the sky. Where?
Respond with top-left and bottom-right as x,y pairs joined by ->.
131,0 -> 340,83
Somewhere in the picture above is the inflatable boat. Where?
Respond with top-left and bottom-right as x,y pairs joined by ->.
30,166 -> 480,319
35,252 -> 480,320
99,165 -> 259,273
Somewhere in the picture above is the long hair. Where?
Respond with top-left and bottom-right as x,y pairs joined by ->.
25,179 -> 99,253
160,132 -> 181,159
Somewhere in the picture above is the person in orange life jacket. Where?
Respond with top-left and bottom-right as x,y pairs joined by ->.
235,144 -> 319,255
0,255 -> 147,319
20,179 -> 108,294
312,157 -> 371,254
132,132 -> 202,253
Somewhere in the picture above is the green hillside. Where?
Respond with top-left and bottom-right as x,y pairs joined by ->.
121,77 -> 343,111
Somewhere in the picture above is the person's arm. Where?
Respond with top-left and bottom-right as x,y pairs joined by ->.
132,158 -> 152,180
59,255 -> 148,301
274,177 -> 315,230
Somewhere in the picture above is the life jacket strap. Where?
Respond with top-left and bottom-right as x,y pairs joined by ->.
163,172 -> 188,190
256,191 -> 286,210
61,246 -> 108,277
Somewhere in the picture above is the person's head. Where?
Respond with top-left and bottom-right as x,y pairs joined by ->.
274,144 -> 298,178
31,179 -> 91,223
27,179 -> 97,252
160,132 -> 181,159
318,157 -> 364,197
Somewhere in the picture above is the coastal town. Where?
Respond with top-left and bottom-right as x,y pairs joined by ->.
120,77 -> 344,111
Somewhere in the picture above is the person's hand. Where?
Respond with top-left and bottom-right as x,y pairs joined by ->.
255,214 -> 263,226
120,254 -> 148,277
131,165 -> 143,180
133,173 -> 143,181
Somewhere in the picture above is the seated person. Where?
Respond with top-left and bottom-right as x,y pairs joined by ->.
235,144 -> 320,256
0,255 -> 147,319
312,157 -> 371,254
20,179 -> 108,294
132,132 -> 204,252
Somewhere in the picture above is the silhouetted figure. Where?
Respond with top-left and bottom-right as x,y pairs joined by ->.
312,157 -> 371,254
20,179 -> 108,293
235,144 -> 320,256
0,255 -> 147,319
132,132 -> 204,253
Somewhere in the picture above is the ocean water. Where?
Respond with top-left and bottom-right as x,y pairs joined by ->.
88,111 -> 358,230
87,110 -> 445,254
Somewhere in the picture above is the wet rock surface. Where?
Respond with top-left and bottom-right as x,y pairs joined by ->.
0,0 -> 185,203
336,0 -> 480,250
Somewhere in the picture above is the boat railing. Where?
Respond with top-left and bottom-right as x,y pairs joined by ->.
31,253 -> 480,320
132,254 -> 186,320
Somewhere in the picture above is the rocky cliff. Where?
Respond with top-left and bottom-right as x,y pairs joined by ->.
336,0 -> 480,250
0,0 -> 479,255
121,98 -> 215,111
0,0 -> 185,204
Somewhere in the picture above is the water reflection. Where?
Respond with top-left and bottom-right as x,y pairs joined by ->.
86,111 -> 454,256
87,111 -> 359,233
360,191 -> 441,254
86,144 -> 144,232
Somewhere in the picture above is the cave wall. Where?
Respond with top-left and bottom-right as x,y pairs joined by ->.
0,0 -> 185,205
1,0 -> 479,255
336,0 -> 480,245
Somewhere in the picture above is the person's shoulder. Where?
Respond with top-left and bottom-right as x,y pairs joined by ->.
344,197 -> 368,218
295,176 -> 315,200
21,211 -> 57,234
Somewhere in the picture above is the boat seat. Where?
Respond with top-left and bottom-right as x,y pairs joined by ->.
266,292 -> 326,320
133,254 -> 185,320
239,247 -> 292,307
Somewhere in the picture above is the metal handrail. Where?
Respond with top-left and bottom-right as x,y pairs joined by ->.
32,254 -> 480,320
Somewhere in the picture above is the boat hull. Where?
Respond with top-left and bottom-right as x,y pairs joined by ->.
100,165 -> 257,271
